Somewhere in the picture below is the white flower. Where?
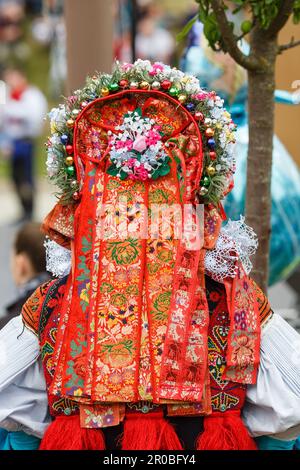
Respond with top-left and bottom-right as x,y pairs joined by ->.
46,149 -> 60,177
49,105 -> 67,131
49,133 -> 61,146
206,99 -> 215,108
210,107 -> 223,120
134,59 -> 152,71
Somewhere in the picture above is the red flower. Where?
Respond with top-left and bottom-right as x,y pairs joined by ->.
73,353 -> 87,378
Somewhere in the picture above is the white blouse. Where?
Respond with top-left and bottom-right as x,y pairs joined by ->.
0,316 -> 50,438
243,313 -> 300,440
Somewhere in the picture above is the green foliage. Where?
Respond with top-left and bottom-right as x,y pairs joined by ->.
293,0 -> 300,23
176,13 -> 199,42
191,0 -> 300,51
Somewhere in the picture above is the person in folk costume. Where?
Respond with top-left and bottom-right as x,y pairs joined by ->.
0,60 -> 300,451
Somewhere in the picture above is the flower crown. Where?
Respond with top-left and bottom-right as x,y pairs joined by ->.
46,59 -> 236,205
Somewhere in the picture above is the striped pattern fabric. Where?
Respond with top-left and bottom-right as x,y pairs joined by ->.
22,280 -> 54,336
251,279 -> 273,326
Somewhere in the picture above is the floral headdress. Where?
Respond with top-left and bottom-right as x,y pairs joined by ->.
46,59 -> 236,207
42,60 -> 260,408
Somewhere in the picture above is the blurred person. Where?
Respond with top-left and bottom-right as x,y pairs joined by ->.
0,0 -> 24,44
25,0 -> 43,16
0,221 -> 50,329
0,221 -> 50,450
0,66 -> 47,221
0,1 -> 30,76
136,14 -> 174,63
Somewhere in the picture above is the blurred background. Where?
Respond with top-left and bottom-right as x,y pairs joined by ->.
0,0 -> 299,328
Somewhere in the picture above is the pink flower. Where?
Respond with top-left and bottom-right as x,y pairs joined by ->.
146,129 -> 161,146
193,92 -> 208,101
115,139 -> 133,150
128,174 -> 138,181
127,158 -> 136,168
122,63 -> 133,71
149,63 -> 164,76
135,165 -> 149,181
125,139 -> 133,150
133,135 -> 147,152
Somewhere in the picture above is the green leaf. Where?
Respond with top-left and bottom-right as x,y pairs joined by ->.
176,13 -> 199,42
151,169 -> 160,180
203,13 -> 221,48
119,170 -> 128,180
159,165 -> 171,176
107,164 -> 119,176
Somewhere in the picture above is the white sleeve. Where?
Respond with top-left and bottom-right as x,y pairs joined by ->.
243,314 -> 300,440
0,315 -> 40,389
0,316 -> 50,438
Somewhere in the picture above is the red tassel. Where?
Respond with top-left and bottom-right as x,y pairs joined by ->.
196,410 -> 257,450
121,410 -> 183,450
40,415 -> 106,450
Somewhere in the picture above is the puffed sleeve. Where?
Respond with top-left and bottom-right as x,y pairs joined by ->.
0,315 -> 50,437
0,281 -> 54,438
243,313 -> 300,440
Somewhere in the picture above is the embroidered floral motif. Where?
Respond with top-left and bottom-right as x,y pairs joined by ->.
80,404 -> 125,428
223,265 -> 260,384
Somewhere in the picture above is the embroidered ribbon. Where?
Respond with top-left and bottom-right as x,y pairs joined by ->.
48,90 -> 260,408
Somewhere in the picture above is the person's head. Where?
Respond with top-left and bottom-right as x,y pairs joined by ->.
11,222 -> 46,286
3,65 -> 27,92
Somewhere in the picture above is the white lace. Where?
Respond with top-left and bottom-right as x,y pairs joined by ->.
44,217 -> 257,282
44,239 -> 71,278
205,216 -> 258,282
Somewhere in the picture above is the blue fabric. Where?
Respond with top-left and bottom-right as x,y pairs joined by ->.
256,435 -> 296,450
294,437 -> 300,450
0,428 -> 40,450
12,138 -> 34,186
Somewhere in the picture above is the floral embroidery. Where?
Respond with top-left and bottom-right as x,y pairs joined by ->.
80,404 -> 125,429
108,239 -> 139,265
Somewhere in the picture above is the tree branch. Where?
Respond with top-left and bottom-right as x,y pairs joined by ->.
278,36 -> 300,53
266,0 -> 295,38
210,0 -> 260,71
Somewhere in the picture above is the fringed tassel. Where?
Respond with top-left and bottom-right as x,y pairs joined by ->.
39,415 -> 106,450
196,410 -> 257,450
121,410 -> 183,450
